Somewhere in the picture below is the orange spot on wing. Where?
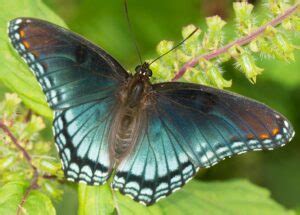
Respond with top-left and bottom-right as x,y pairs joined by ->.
23,41 -> 30,49
19,30 -> 25,37
247,134 -> 255,139
32,51 -> 39,58
260,133 -> 269,139
272,128 -> 279,135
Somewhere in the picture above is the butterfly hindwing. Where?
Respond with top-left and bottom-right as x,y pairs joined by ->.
8,17 -> 129,184
112,109 -> 197,205
113,82 -> 294,205
54,98 -> 115,184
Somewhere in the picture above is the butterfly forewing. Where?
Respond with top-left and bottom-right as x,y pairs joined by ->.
112,82 -> 294,205
8,18 -> 128,109
8,17 -> 128,184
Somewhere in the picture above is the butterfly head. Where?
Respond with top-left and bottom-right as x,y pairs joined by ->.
135,62 -> 152,78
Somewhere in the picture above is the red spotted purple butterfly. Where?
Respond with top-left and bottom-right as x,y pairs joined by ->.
8,17 -> 295,206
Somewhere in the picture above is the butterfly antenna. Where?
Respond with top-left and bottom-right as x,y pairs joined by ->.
124,0 -> 143,64
149,27 -> 199,65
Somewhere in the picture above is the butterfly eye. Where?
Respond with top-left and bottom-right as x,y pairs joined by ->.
147,69 -> 152,77
135,65 -> 142,72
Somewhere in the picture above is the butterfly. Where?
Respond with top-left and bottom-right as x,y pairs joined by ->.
8,17 -> 295,206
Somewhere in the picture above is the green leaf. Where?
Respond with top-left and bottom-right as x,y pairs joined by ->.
0,0 -> 66,119
78,179 -> 294,215
0,181 -> 55,215
78,183 -> 115,215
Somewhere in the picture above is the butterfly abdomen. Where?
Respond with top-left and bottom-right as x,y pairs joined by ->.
109,73 -> 151,162
109,106 -> 146,162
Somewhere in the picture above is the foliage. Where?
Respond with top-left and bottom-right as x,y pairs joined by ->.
150,1 -> 299,86
0,93 -> 63,214
0,0 -> 66,118
0,181 -> 55,215
78,180 -> 295,215
0,0 -> 299,214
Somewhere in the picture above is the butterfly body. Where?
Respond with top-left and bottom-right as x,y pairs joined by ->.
108,68 -> 151,163
110,63 -> 152,161
8,18 -> 295,206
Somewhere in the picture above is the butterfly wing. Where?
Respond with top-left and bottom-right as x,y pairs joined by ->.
8,18 -> 128,109
54,99 -> 115,184
8,18 -> 129,184
112,82 -> 295,205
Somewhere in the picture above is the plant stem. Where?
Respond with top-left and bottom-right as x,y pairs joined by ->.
0,121 -> 39,215
172,3 -> 299,81
43,174 -> 65,183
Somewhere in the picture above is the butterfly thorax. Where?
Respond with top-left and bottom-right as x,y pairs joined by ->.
109,63 -> 153,163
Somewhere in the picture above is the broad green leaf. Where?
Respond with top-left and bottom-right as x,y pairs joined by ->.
0,0 -> 66,118
0,181 -> 55,215
78,182 -> 115,215
78,179 -> 294,215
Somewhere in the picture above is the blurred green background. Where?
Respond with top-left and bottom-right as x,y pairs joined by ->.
2,0 -> 299,213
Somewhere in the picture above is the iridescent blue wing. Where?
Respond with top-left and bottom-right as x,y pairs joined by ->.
8,18 -> 129,184
53,99 -> 114,184
112,109 -> 198,205
8,18 -> 128,109
112,82 -> 294,205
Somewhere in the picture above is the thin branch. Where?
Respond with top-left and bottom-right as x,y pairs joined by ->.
0,121 -> 39,215
172,3 -> 299,81
42,174 -> 66,184
42,174 -> 58,180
